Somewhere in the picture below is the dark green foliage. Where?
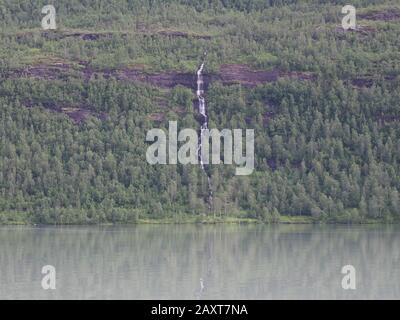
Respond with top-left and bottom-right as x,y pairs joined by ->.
0,0 -> 399,224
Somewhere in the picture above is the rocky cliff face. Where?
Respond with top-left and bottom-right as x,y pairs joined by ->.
6,62 -> 313,89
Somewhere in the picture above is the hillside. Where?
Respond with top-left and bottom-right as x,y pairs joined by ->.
0,0 -> 399,224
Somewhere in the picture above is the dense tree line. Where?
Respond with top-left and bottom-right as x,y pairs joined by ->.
0,0 -> 399,224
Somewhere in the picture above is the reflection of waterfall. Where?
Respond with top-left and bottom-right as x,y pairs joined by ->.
196,60 -> 213,210
195,277 -> 205,299
195,236 -> 214,300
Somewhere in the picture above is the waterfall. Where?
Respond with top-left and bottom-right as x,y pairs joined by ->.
196,61 -> 213,209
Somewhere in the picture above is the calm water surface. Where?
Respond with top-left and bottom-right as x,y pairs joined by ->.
0,224 -> 399,299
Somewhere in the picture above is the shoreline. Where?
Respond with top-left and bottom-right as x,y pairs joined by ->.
0,214 -> 397,226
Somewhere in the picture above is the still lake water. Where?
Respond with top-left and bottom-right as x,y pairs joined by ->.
0,224 -> 399,299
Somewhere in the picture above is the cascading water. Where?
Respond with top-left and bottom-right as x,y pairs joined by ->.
196,60 -> 213,210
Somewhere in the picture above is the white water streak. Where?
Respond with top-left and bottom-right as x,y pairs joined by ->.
196,62 -> 213,206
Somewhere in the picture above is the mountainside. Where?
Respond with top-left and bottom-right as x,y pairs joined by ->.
0,0 -> 399,224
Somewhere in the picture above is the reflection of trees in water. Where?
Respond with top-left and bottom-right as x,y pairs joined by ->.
0,225 -> 399,299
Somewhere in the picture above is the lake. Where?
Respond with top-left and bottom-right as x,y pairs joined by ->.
0,224 -> 399,299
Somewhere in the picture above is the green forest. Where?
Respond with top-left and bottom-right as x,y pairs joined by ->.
0,0 -> 399,224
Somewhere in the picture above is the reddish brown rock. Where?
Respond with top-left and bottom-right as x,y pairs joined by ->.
359,9 -> 400,21
217,64 -> 315,87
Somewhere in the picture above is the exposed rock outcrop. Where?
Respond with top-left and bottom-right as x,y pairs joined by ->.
215,64 -> 315,87
6,62 -> 314,90
359,8 -> 400,21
